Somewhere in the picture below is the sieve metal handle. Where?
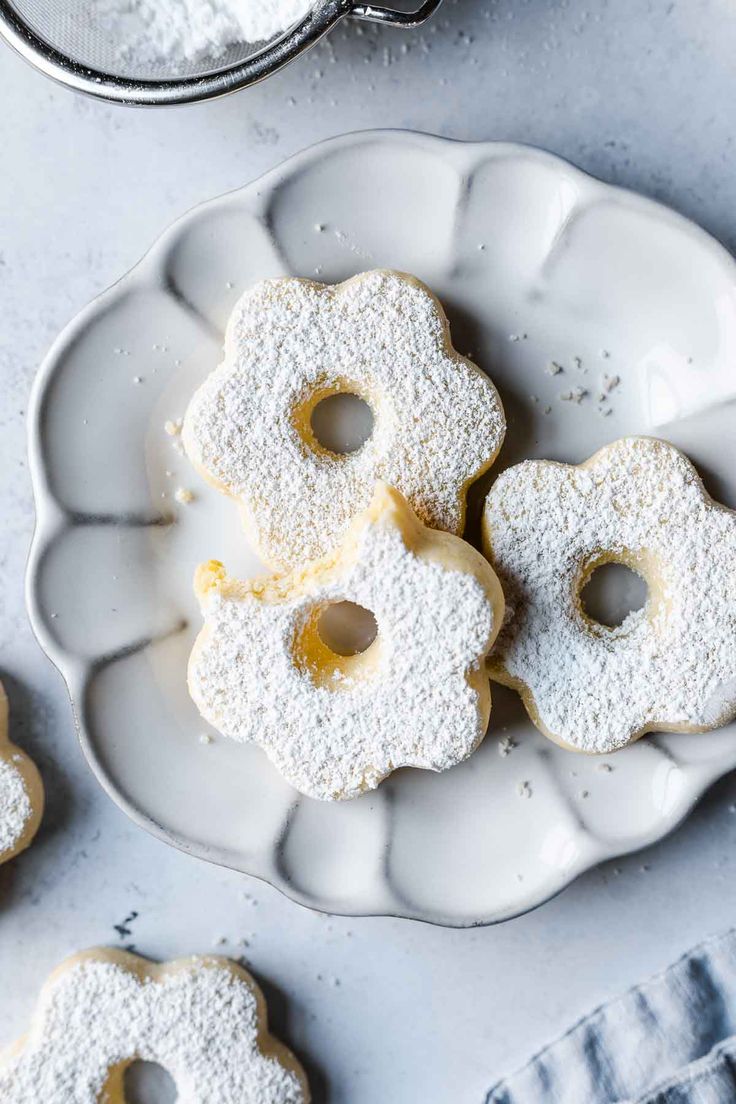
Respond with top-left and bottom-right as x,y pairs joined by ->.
350,0 -> 442,29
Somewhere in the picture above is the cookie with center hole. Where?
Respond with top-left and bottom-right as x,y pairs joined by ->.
183,269 -> 505,569
0,679 -> 43,867
0,947 -> 309,1103
482,436 -> 736,753
189,483 -> 504,800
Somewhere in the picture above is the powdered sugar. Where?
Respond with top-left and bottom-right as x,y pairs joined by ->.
100,0 -> 312,63
0,679 -> 39,861
483,437 -> 736,753
189,487 -> 500,799
0,756 -> 32,857
0,953 -> 306,1103
183,271 -> 505,569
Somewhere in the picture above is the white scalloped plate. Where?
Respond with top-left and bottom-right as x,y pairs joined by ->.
27,132 -> 736,926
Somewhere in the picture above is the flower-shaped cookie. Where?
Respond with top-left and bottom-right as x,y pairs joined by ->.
189,483 -> 504,799
0,679 -> 43,866
0,948 -> 309,1103
183,269 -> 506,569
482,436 -> 736,753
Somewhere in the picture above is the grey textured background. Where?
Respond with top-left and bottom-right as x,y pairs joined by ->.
2,2 -> 736,1101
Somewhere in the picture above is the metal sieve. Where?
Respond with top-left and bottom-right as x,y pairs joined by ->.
0,0 -> 442,104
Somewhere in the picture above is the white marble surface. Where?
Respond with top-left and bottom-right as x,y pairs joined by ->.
2,2 -> 736,1101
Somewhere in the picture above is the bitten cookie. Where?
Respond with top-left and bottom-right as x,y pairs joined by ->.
183,270 -> 505,569
189,483 -> 504,800
0,948 -> 309,1103
482,436 -> 736,753
0,679 -> 43,867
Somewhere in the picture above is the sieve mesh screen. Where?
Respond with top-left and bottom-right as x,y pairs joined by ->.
4,0 -> 288,79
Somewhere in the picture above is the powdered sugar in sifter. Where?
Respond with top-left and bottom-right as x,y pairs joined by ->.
0,0 -> 442,105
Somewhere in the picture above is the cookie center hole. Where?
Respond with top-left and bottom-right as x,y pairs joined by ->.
124,1061 -> 177,1104
317,602 -> 378,656
310,393 -> 374,454
581,562 -> 648,628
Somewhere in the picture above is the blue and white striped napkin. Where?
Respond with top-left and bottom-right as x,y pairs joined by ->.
486,930 -> 736,1104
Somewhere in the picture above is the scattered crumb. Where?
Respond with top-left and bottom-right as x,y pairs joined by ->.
597,762 -> 614,773
508,334 -> 520,342
198,733 -> 213,745
579,789 -> 590,799
545,361 -> 563,376
113,911 -> 139,939
477,243 -> 486,251
573,356 -> 583,371
597,405 -> 613,417
133,376 -> 143,384
498,734 -> 517,758
601,373 -> 621,394
516,873 -> 524,882
517,780 -> 532,799
164,419 -> 182,437
543,405 -> 552,415
175,487 -> 195,505
314,223 -> 325,232
560,387 -> 587,404
529,394 -> 539,403
213,935 -> 228,946
600,349 -> 611,359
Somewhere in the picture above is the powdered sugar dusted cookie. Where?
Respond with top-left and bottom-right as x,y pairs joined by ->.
183,270 -> 505,569
0,948 -> 309,1103
0,679 -> 43,866
482,436 -> 736,754
189,483 -> 504,800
